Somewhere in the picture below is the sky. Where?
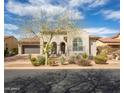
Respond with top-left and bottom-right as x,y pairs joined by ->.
4,0 -> 120,39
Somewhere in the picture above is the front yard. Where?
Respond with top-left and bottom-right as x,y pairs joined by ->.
4,54 -> 119,69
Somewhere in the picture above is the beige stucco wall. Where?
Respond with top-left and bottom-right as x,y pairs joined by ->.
89,39 -> 97,56
40,34 -> 67,55
4,37 -> 18,50
96,40 -> 107,46
67,30 -> 90,56
39,30 -> 97,56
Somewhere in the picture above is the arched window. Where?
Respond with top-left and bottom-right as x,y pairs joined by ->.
73,37 -> 83,51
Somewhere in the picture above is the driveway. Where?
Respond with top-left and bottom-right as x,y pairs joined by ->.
4,54 -> 30,63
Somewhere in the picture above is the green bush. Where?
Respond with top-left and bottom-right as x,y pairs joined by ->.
78,59 -> 91,66
30,57 -> 40,66
30,56 -> 45,66
68,55 -> 76,64
82,53 -> 88,59
37,56 -> 45,65
94,53 -> 108,64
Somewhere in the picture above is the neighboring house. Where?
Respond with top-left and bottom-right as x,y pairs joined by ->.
4,36 -> 18,51
18,30 -> 99,56
96,33 -> 120,48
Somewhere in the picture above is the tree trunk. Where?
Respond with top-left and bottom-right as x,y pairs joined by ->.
45,52 -> 48,66
44,42 -> 51,66
44,45 -> 49,66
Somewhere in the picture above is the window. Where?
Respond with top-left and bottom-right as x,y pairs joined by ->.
73,37 -> 83,51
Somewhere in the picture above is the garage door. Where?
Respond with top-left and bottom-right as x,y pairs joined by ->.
22,45 -> 40,54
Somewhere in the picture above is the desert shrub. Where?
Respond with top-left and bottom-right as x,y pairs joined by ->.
94,53 -> 108,64
75,54 -> 82,64
68,54 -> 87,64
75,54 -> 82,59
97,46 -> 119,55
31,57 -> 38,66
60,55 -> 68,65
4,48 -> 9,57
48,60 -> 54,66
48,60 -> 59,66
29,55 -> 45,66
78,59 -> 92,66
60,56 -> 65,65
30,57 -> 40,66
37,56 -> 45,65
68,55 -> 76,64
28,54 -> 32,61
82,53 -> 88,59
12,48 -> 18,55
31,57 -> 36,62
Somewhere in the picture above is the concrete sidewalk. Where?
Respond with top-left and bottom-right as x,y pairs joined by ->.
5,60 -> 120,69
4,66 -> 120,69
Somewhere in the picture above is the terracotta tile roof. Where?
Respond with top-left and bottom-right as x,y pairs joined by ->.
19,37 -> 40,43
99,38 -> 120,43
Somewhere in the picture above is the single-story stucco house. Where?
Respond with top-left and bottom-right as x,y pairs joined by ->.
18,30 -> 99,56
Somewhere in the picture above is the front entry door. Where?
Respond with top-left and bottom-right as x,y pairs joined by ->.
60,42 -> 65,54
51,42 -> 57,54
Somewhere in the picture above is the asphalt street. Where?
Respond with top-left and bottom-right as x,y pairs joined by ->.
4,69 -> 120,93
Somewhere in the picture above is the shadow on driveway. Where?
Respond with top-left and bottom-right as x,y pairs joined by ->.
4,55 -> 29,62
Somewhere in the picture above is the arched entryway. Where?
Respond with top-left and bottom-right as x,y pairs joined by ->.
60,42 -> 65,54
51,42 -> 57,54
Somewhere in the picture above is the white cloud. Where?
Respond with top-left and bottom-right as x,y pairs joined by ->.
69,0 -> 109,7
4,24 -> 19,30
63,9 -> 84,20
84,27 -> 119,37
6,0 -> 84,20
29,0 -> 49,5
101,10 -> 120,21
6,0 -> 110,20
88,0 -> 108,7
7,1 -> 45,18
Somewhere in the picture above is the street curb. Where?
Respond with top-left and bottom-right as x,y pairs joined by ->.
4,67 -> 120,70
